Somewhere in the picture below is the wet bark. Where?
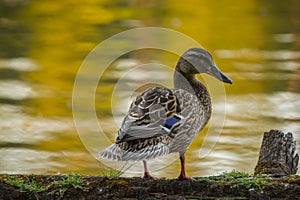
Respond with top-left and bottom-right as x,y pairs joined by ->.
255,129 -> 299,175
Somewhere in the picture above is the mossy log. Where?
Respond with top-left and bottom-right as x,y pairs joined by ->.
255,130 -> 299,176
1,174 -> 300,199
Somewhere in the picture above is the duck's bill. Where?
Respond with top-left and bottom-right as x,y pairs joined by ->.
207,65 -> 233,84
219,72 -> 232,84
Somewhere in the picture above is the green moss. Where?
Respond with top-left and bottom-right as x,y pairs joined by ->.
200,177 -> 214,182
5,176 -> 48,199
199,170 -> 272,190
51,173 -> 88,197
105,179 -> 129,187
5,176 -> 48,193
218,170 -> 272,190
282,174 -> 299,184
4,173 -> 92,198
237,176 -> 270,189
218,170 -> 249,181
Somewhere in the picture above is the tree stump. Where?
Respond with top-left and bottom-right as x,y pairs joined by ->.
254,129 -> 299,176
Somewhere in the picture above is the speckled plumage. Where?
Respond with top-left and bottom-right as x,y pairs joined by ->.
99,48 -> 232,179
100,87 -> 208,161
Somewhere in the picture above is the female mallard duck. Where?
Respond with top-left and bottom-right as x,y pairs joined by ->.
100,48 -> 232,180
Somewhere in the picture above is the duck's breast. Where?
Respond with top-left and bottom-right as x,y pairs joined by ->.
168,89 -> 211,153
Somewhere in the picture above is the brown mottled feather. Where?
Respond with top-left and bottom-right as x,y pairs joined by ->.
99,86 -> 208,161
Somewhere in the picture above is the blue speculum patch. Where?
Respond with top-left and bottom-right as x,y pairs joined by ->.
161,114 -> 183,132
163,117 -> 180,129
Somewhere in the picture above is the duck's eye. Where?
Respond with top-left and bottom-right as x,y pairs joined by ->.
206,66 -> 212,72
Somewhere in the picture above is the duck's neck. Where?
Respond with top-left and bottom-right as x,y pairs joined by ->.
173,70 -> 195,93
173,69 -> 212,111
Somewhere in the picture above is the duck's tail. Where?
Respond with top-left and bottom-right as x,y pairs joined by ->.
99,143 -> 169,162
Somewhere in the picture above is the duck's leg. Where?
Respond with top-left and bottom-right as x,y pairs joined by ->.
143,160 -> 158,179
178,153 -> 192,180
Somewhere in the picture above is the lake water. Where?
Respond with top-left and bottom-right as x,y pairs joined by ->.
0,0 -> 300,178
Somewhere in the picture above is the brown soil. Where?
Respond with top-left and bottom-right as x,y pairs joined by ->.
1,174 -> 300,199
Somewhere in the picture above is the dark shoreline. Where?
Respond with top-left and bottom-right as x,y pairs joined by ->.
1,173 -> 300,199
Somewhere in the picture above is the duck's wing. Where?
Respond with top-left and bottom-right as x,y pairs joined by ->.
100,87 -> 203,161
116,87 -> 182,143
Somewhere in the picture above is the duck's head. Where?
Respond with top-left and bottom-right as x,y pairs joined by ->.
176,48 -> 232,84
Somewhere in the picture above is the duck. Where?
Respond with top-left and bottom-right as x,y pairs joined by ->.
99,48 -> 232,180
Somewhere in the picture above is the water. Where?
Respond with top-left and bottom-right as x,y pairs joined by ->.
0,0 -> 300,177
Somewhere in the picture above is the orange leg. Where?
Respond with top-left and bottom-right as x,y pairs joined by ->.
143,160 -> 159,180
178,153 -> 192,180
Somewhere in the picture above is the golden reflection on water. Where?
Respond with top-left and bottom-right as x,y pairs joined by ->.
0,0 -> 300,177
